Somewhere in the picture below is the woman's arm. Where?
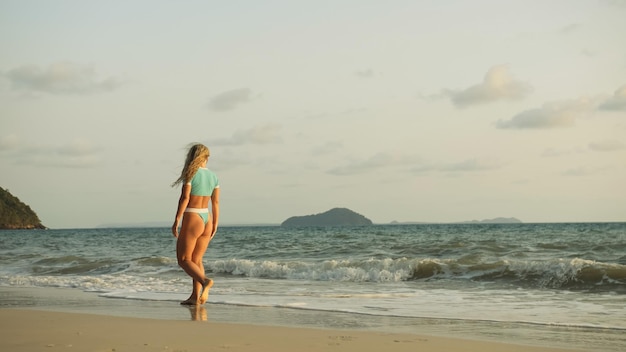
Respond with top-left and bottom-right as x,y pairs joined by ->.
172,184 -> 191,237
210,187 -> 220,238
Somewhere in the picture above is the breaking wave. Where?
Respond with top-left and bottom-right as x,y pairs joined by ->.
208,256 -> 626,292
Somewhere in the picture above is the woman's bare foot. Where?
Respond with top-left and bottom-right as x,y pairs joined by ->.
180,297 -> 198,306
199,278 -> 214,301
199,282 -> 211,304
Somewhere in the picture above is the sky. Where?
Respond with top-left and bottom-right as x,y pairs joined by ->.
1,0 -> 625,229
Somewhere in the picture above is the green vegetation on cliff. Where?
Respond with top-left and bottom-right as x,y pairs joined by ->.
281,208 -> 372,227
0,188 -> 46,229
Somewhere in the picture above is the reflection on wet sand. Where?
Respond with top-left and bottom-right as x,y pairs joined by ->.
186,305 -> 207,321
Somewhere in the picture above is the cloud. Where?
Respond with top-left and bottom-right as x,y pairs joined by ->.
208,88 -> 252,111
2,62 -> 122,95
542,140 -> 625,156
1,137 -> 101,168
312,141 -> 343,155
411,158 -> 504,174
542,146 -> 586,157
56,139 -> 100,157
328,152 -> 419,175
327,153 -> 501,176
562,166 -> 613,177
559,23 -> 582,34
580,49 -> 596,58
213,124 -> 282,146
355,69 -> 374,78
496,98 -> 594,129
598,85 -> 626,111
589,140 -> 626,151
604,0 -> 626,8
562,167 -> 594,177
438,158 -> 503,172
444,65 -> 531,108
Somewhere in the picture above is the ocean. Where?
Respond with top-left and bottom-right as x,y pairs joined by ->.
1,223 -> 625,351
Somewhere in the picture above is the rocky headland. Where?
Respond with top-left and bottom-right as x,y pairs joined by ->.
0,188 -> 46,229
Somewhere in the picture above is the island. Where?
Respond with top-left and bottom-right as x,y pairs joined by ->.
281,207 -> 373,227
390,217 -> 522,225
0,188 -> 46,229
456,217 -> 522,224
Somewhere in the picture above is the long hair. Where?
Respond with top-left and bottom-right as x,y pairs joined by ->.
171,143 -> 210,187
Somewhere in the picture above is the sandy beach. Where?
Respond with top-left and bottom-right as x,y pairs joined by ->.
0,308 -> 580,352
1,283 -> 620,352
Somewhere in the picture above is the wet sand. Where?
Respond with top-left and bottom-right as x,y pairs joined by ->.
0,308 -> 578,352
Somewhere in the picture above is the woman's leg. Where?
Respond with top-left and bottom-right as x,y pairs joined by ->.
194,220 -> 214,304
184,242 -> 210,304
176,214 -> 209,291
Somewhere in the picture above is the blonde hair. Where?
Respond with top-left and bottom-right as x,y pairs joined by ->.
171,143 -> 210,187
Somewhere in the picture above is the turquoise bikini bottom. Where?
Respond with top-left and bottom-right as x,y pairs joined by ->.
184,208 -> 209,224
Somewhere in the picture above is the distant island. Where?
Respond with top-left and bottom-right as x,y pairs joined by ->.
456,217 -> 522,224
281,208 -> 373,227
0,188 -> 46,229
390,217 -> 522,225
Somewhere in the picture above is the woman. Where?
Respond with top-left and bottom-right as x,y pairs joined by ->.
171,143 -> 220,305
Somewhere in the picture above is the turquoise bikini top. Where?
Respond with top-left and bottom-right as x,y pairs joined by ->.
188,168 -> 219,196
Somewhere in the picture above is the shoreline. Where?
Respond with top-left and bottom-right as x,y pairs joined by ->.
2,286 -> 619,351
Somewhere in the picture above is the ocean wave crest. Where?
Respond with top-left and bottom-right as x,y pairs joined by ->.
208,257 -> 626,291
